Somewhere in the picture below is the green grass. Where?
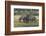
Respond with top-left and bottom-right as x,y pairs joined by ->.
14,21 -> 39,27
14,15 -> 39,27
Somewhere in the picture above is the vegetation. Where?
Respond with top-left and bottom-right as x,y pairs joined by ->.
14,8 -> 39,27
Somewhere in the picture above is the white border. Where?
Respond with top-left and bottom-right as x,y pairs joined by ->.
11,5 -> 42,32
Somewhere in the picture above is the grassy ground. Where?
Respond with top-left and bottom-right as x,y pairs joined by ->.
14,15 -> 39,27
14,20 -> 39,27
